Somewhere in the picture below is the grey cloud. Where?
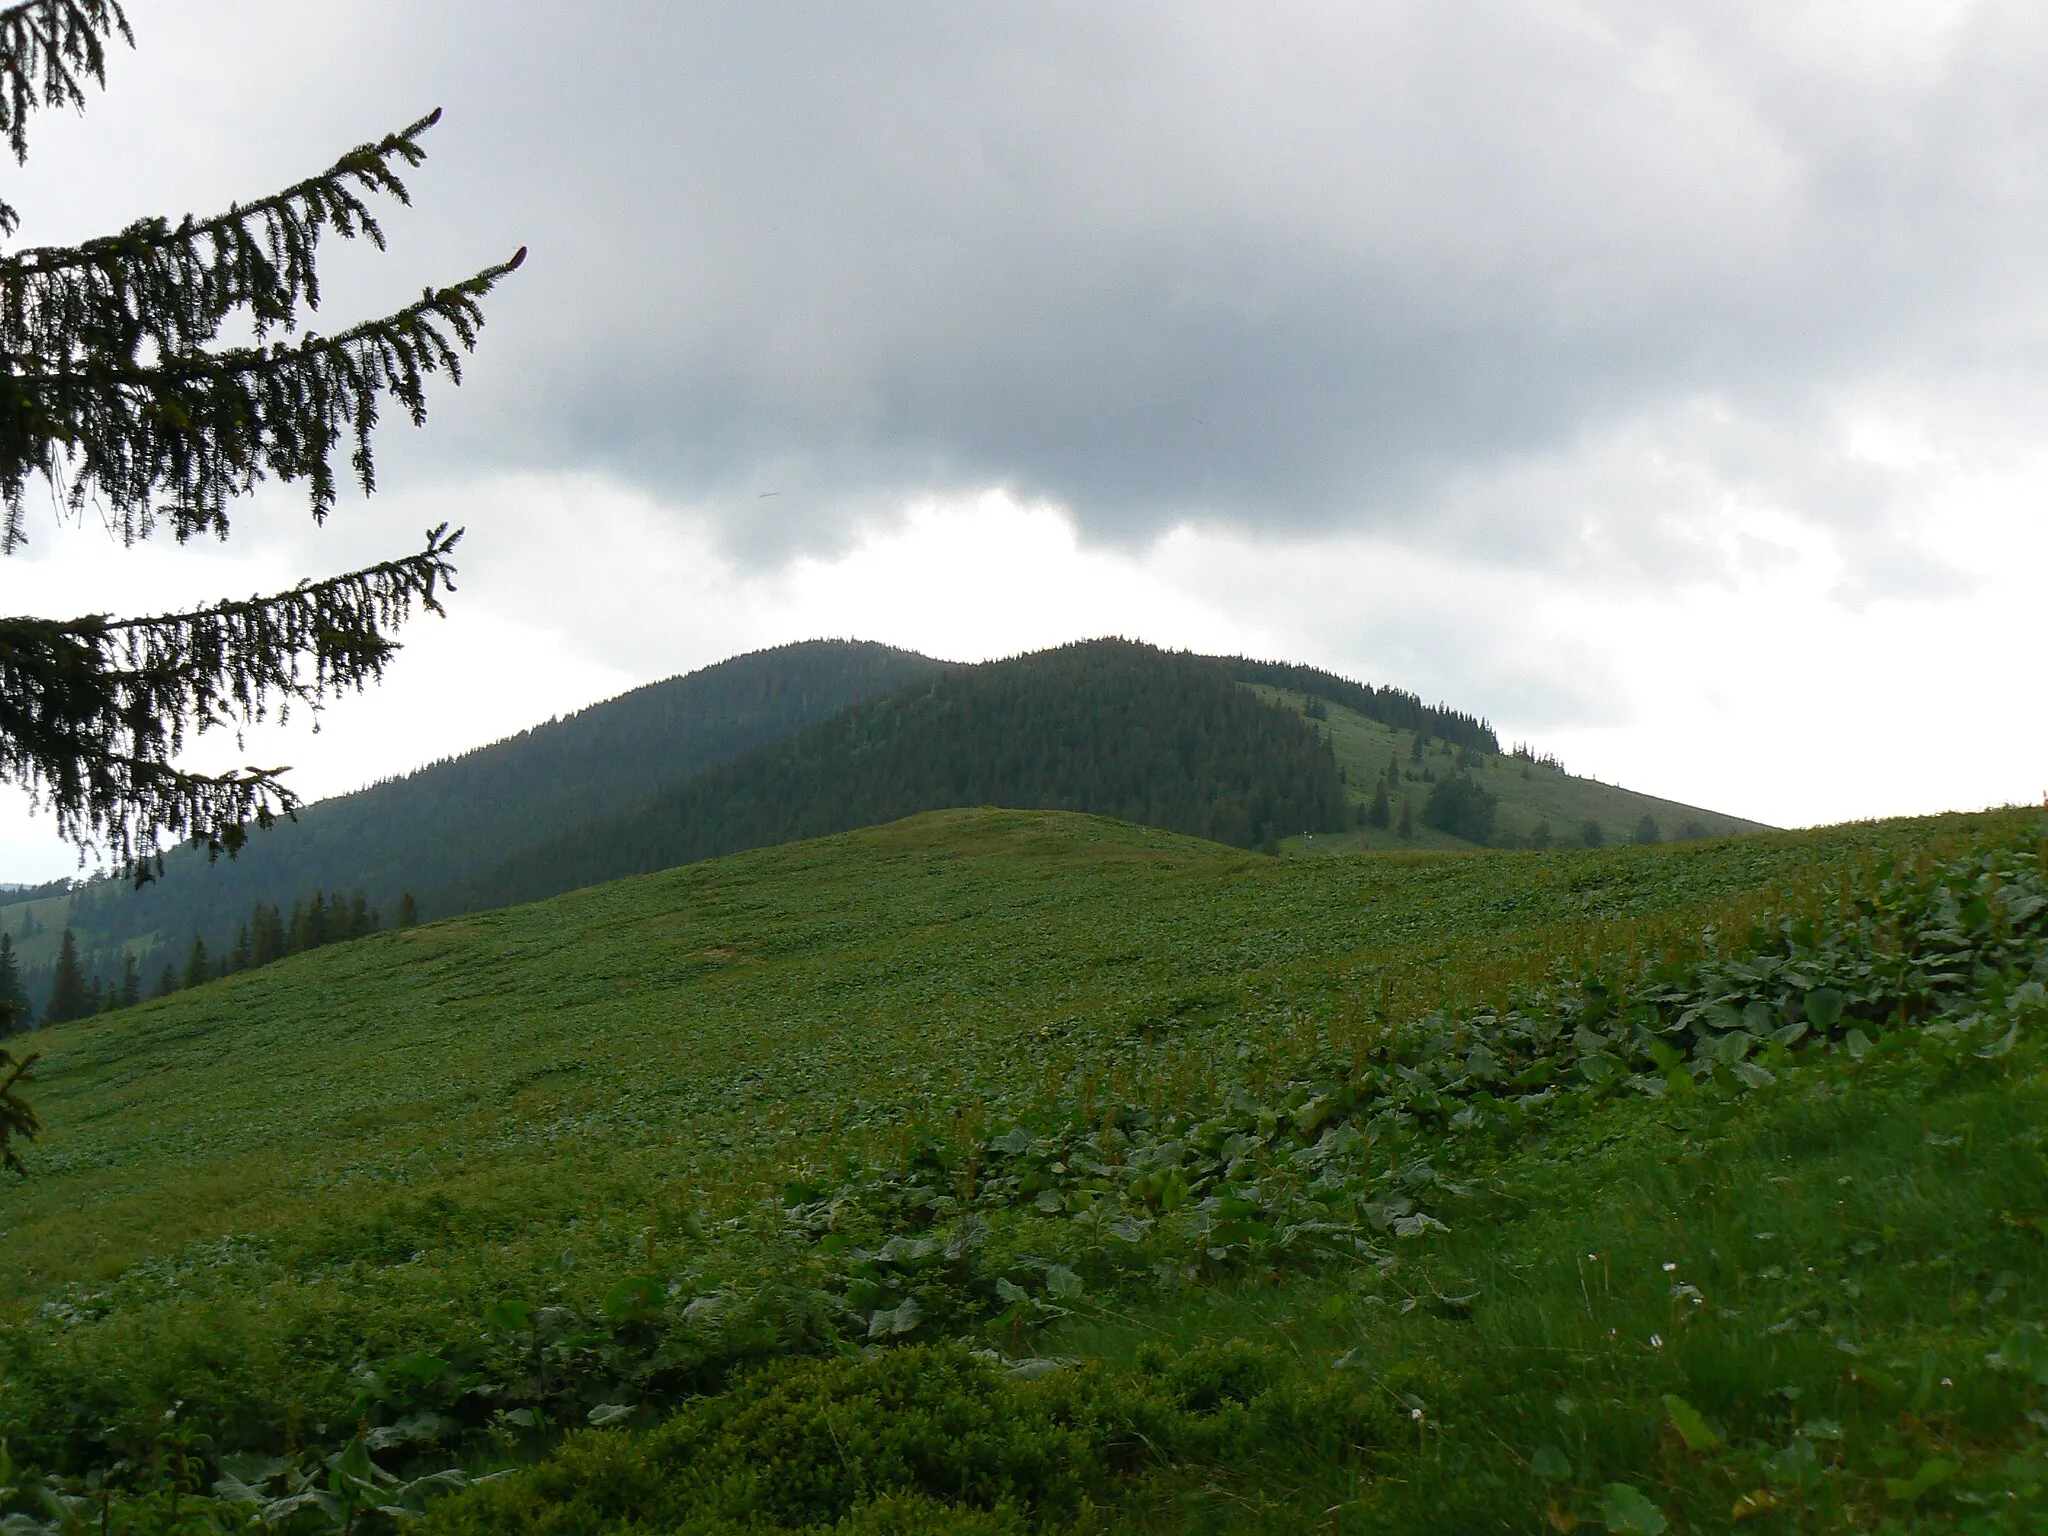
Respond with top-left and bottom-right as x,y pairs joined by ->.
27,2 -> 2048,576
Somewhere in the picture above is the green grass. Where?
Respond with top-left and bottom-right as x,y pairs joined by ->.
1246,686 -> 1770,852
0,806 -> 2041,1533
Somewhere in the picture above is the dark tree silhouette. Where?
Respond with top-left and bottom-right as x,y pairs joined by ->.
43,925 -> 86,1021
0,1042 -> 34,1172
0,2 -> 522,876
1423,772 -> 1498,845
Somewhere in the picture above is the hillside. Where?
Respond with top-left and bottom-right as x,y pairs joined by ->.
1,807 -> 2041,1531
20,640 -> 945,993
11,642 -> 1769,1013
437,638 -> 1347,913
1245,681 -> 1771,853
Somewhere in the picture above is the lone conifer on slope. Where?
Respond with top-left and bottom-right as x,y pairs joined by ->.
44,925 -> 85,1023
0,2 -> 523,878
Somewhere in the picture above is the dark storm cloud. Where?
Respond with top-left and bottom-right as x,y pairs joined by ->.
27,2 -> 2048,560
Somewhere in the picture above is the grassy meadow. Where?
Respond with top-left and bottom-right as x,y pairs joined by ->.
1,807 -> 2044,1532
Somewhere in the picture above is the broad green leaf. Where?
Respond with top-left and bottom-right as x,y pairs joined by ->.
602,1275 -> 664,1322
1975,1022 -> 2018,1059
1730,1060 -> 1775,1090
1531,1444 -> 1572,1483
1662,1394 -> 1723,1451
483,1299 -> 532,1334
1599,1482 -> 1668,1535
1803,988 -> 1844,1028
1045,1264 -> 1085,1300
1883,1459 -> 1954,1504
1843,1028 -> 1873,1060
586,1403 -> 635,1427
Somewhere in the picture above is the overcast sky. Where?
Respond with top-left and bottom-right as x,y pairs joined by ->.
5,1 -> 2046,880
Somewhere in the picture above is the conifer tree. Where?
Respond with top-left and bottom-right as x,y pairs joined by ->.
1365,774 -> 1391,830
45,927 -> 85,1021
152,961 -> 174,999
396,891 -> 418,929
180,933 -> 208,990
0,929 -> 23,1030
0,2 -> 523,876
116,949 -> 137,1008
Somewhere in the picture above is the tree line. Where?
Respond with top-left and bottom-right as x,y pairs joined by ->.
3,887 -> 418,1030
1208,657 -> 1499,753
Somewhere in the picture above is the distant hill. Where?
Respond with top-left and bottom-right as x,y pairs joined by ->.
35,640 -> 945,994
14,637 -> 1771,1013
1239,683 -> 1770,853
439,639 -> 1347,913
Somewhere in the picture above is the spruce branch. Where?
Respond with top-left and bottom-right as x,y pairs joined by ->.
0,109 -> 445,361
0,524 -> 462,870
3,246 -> 525,546
0,0 -> 131,233
0,1044 -> 37,1174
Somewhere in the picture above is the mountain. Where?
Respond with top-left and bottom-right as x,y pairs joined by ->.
36,640 -> 946,988
14,637 -> 1769,1012
438,638 -> 1347,913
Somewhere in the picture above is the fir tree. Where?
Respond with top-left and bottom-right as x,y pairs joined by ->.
0,930 -> 23,1031
229,925 -> 253,973
1634,814 -> 1661,846
1422,773 -> 1498,845
117,951 -> 138,1009
1581,819 -> 1605,849
180,933 -> 208,991
1532,819 -> 1552,853
152,962 -> 175,999
396,891 -> 419,929
1365,775 -> 1391,830
250,903 -> 285,967
1396,798 -> 1415,840
0,3 -> 523,875
45,927 -> 87,1022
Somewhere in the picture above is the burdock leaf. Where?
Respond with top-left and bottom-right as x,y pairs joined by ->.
1663,1394 -> 1723,1452
1599,1483 -> 1668,1535
1804,988 -> 1845,1028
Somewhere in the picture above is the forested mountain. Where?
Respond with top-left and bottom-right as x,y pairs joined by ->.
12,636 -> 1769,1018
42,641 -> 944,988
440,640 -> 1348,913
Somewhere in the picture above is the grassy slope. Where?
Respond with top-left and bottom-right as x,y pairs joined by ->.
2,809 -> 2043,1534
2,812 -> 1802,1298
1246,686 -> 1773,853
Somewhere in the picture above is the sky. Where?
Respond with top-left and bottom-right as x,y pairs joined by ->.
5,1 -> 2047,880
